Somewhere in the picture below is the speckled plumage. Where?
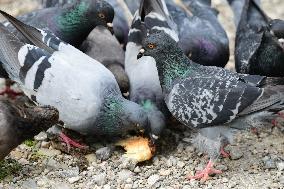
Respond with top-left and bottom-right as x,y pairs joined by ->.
230,0 -> 284,76
0,12 -> 152,138
166,0 -> 229,67
139,31 -> 284,163
0,96 -> 59,160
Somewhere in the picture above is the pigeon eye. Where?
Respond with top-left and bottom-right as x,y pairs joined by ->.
98,13 -> 105,19
147,43 -> 156,49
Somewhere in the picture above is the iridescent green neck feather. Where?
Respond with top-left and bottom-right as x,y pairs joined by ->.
155,50 -> 192,91
96,95 -> 146,135
56,1 -> 91,41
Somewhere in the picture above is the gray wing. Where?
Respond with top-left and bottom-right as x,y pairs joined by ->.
166,73 -> 263,128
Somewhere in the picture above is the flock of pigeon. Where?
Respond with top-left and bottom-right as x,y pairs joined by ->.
0,0 -> 283,182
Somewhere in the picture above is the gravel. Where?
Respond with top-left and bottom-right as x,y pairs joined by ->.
1,0 -> 284,188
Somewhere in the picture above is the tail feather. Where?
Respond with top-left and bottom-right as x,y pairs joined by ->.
239,85 -> 284,115
0,23 -> 25,83
0,10 -> 65,53
141,0 -> 179,41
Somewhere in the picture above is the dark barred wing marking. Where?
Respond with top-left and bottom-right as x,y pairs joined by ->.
167,74 -> 263,128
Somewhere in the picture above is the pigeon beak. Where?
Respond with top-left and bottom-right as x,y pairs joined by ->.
107,22 -> 114,34
149,134 -> 159,144
137,48 -> 145,59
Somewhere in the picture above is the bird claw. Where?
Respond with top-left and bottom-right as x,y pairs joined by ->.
59,132 -> 88,152
187,160 -> 222,182
0,86 -> 22,99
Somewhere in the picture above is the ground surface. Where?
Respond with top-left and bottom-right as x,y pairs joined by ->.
0,0 -> 284,189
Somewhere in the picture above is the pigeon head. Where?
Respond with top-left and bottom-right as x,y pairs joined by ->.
137,30 -> 180,59
269,19 -> 284,39
147,110 -> 166,141
141,100 -> 166,140
87,0 -> 115,33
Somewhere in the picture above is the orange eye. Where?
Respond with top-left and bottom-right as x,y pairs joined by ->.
147,43 -> 156,49
98,13 -> 105,19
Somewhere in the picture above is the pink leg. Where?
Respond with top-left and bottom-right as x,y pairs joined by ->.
0,86 -> 22,99
59,132 -> 87,152
220,147 -> 230,158
278,112 -> 284,119
187,160 -> 222,182
272,119 -> 278,127
250,127 -> 260,136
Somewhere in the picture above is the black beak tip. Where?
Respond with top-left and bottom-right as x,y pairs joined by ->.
108,27 -> 114,35
137,52 -> 143,59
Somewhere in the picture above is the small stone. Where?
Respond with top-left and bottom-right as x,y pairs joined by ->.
118,169 -> 133,181
124,183 -> 133,189
22,179 -> 37,189
119,157 -> 138,171
67,176 -> 81,184
94,173 -> 106,186
279,176 -> 284,185
182,138 -> 191,143
222,177 -> 229,183
177,161 -> 185,168
54,183 -> 72,189
34,131 -> 48,141
18,158 -> 29,165
159,169 -> 171,176
277,162 -> 284,171
41,141 -> 50,148
96,147 -> 112,161
9,150 -> 24,160
215,164 -> 228,171
85,153 -> 97,164
103,184 -> 111,189
229,147 -> 243,160
185,146 -> 195,153
134,166 -> 141,173
147,174 -> 160,186
46,158 -> 61,170
264,159 -> 276,169
38,148 -> 61,157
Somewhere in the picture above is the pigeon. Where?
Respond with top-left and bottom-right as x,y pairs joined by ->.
41,0 -> 133,46
0,96 -> 59,160
0,0 -> 115,97
138,31 -> 284,181
165,0 -> 229,67
124,0 -> 178,139
80,25 -> 130,93
3,0 -> 114,47
0,11 -> 155,147
229,0 -> 284,77
40,0 -> 74,7
105,0 -> 133,46
124,0 -> 141,15
39,0 -> 130,92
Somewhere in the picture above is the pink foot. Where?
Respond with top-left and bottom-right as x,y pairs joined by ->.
59,132 -> 87,152
278,112 -> 284,119
220,147 -> 230,158
250,127 -> 259,136
188,160 -> 222,181
272,119 -> 278,127
0,86 -> 22,99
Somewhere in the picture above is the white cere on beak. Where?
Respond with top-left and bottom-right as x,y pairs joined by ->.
107,23 -> 113,28
152,134 -> 159,140
139,48 -> 145,54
